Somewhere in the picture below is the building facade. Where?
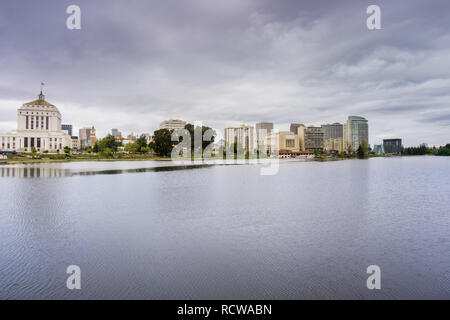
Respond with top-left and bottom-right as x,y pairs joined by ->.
373,144 -> 384,155
79,127 -> 91,148
343,116 -> 369,152
224,124 -> 256,154
322,123 -> 343,153
289,123 -> 304,135
111,128 -> 122,138
255,122 -> 273,150
0,91 -> 72,153
383,139 -> 402,154
266,131 -> 299,156
160,119 -> 187,130
298,126 -> 324,153
61,124 -> 73,136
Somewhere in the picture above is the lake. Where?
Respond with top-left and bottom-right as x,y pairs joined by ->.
0,156 -> 449,299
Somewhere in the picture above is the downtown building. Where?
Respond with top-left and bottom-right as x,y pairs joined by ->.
224,124 -> 256,154
160,119 -> 187,130
322,123 -> 344,153
79,126 -> 97,148
0,91 -> 72,153
343,116 -> 369,152
255,122 -> 273,150
298,126 -> 324,153
383,139 -> 402,155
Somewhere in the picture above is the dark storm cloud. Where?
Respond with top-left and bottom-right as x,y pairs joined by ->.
1,0 -> 450,145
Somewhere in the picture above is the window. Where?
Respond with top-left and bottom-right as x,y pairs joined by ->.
24,138 -> 28,148
286,139 -> 295,148
26,116 -> 29,129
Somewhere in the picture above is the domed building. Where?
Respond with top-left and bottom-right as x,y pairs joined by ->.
0,90 -> 72,153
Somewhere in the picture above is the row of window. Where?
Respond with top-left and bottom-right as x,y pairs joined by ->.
1,137 -> 16,142
26,115 -> 49,130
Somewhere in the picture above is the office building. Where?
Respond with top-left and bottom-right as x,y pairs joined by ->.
343,116 -> 369,152
322,123 -> 343,153
224,124 -> 256,154
61,124 -> 73,136
298,126 -> 324,153
383,139 -> 402,154
79,127 -> 92,148
160,119 -> 187,130
111,128 -> 122,138
255,122 -> 273,150
290,123 -> 304,135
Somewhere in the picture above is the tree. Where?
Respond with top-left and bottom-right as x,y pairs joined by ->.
101,147 -> 113,157
357,140 -> 368,159
64,146 -> 71,155
31,146 -> 37,154
184,123 -> 216,154
140,146 -> 150,154
436,143 -> 450,156
149,129 -> 174,157
124,141 -> 140,153
96,134 -> 121,153
135,135 -> 148,153
346,143 -> 353,156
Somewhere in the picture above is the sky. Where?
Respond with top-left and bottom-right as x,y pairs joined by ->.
0,0 -> 450,146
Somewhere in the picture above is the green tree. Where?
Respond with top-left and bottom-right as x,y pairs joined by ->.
64,146 -> 71,155
184,123 -> 216,154
101,147 -> 113,157
96,134 -> 121,153
124,141 -> 140,153
436,143 -> 450,156
357,140 -> 368,159
136,135 -> 149,153
149,129 -> 174,157
140,146 -> 150,154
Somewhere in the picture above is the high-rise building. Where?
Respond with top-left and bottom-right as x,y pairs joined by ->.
322,123 -> 343,153
111,128 -> 122,138
343,116 -> 369,152
224,124 -> 255,154
290,123 -> 304,135
61,124 -> 73,136
383,139 -> 402,154
321,123 -> 343,140
255,122 -> 273,149
298,126 -> 324,153
79,127 -> 91,148
160,119 -> 187,130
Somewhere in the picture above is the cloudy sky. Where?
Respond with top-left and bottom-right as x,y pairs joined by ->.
1,0 -> 449,146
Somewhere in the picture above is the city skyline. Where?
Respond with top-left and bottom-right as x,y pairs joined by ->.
1,0 -> 450,146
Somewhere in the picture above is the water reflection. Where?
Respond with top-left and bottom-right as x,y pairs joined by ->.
0,164 -> 214,178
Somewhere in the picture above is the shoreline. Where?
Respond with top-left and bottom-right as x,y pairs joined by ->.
0,154 -> 438,166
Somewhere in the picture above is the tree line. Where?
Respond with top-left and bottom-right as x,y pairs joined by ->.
92,123 -> 216,157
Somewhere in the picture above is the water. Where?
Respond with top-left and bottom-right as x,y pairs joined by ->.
0,157 -> 449,299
